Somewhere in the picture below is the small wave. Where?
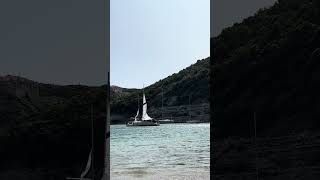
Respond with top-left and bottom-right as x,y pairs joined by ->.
124,169 -> 150,178
175,163 -> 186,166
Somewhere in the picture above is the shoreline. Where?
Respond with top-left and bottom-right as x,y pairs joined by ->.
111,122 -> 210,125
214,131 -> 320,179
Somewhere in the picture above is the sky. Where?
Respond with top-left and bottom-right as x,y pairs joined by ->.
0,0 -> 108,86
211,0 -> 277,37
111,0 -> 210,88
0,0 -> 276,86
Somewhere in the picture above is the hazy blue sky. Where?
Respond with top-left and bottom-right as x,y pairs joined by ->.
111,0 -> 210,88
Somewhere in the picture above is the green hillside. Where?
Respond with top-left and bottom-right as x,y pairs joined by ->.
212,0 -> 320,138
111,57 -> 210,121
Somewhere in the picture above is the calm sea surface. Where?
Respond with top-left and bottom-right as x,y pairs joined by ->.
111,123 -> 210,180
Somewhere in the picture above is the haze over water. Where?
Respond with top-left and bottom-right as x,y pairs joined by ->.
111,123 -> 210,180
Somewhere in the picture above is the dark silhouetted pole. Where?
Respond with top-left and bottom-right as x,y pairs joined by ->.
254,112 -> 259,180
161,86 -> 164,120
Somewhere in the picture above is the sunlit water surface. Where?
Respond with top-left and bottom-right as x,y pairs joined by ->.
111,123 -> 210,180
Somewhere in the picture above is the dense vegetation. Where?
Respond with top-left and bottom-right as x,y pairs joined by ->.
212,0 -> 320,138
0,80 -> 107,178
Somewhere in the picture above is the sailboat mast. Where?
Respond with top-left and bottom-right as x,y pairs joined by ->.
254,111 -> 259,180
91,104 -> 95,180
135,93 -> 140,121
142,85 -> 144,120
189,95 -> 191,121
143,84 -> 144,97
161,86 -> 164,120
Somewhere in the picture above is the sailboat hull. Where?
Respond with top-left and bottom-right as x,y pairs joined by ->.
127,120 -> 159,126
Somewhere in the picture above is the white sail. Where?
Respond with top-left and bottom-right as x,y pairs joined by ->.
134,109 -> 139,121
80,149 -> 92,179
142,93 -> 152,120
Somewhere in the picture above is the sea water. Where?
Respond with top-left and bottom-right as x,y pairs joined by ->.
111,123 -> 210,180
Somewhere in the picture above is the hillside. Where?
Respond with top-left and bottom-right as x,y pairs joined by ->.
111,57 -> 210,122
0,75 -> 107,179
212,0 -> 320,179
212,0 -> 320,138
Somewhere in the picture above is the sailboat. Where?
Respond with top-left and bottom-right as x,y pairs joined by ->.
67,71 -> 111,180
157,87 -> 174,124
66,105 -> 106,180
127,90 -> 159,126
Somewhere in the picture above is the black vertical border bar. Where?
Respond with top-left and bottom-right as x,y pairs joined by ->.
92,0 -> 110,179
209,0 -> 213,179
104,0 -> 110,179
